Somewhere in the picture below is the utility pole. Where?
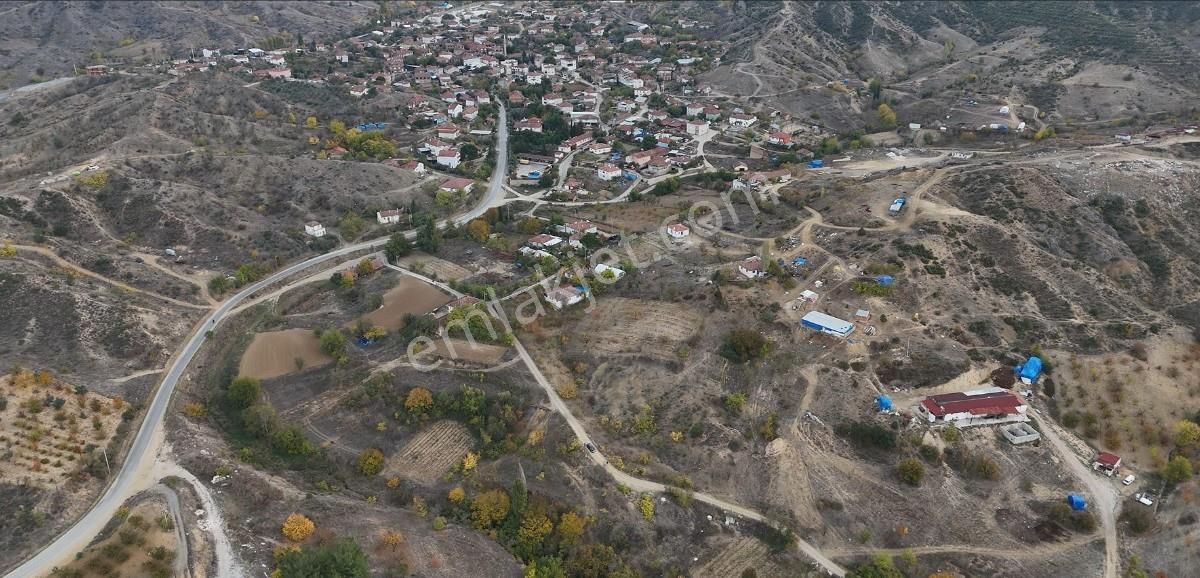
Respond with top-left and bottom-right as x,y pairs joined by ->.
101,447 -> 111,477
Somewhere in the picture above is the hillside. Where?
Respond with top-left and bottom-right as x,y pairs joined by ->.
690,1 -> 1200,130
0,0 -> 373,87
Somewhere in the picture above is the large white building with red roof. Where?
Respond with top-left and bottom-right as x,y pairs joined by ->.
916,387 -> 1029,428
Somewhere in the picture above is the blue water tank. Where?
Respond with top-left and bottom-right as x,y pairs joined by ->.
1067,494 -> 1086,511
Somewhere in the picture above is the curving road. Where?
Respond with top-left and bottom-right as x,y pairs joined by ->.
5,103 -> 509,578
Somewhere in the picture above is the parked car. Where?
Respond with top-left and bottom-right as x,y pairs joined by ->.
1134,493 -> 1154,507
1122,474 -> 1136,486
584,442 -> 598,453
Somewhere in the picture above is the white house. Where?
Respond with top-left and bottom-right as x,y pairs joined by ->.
304,221 -> 326,237
738,256 -> 766,279
666,223 -> 690,239
436,148 -> 461,168
588,141 -> 612,155
729,113 -> 757,129
376,210 -> 403,225
527,234 -> 563,250
545,285 -> 586,309
597,163 -> 622,181
593,263 -> 626,281
686,119 -> 709,136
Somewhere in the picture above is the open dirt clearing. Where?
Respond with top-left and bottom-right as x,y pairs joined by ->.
568,298 -> 704,360
430,339 -> 509,365
384,420 -> 474,485
238,328 -> 333,380
0,373 -> 123,488
394,252 -> 473,282
361,276 -> 454,330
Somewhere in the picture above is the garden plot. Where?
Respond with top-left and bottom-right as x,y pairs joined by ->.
692,536 -> 785,578
394,252 -> 473,282
238,328 -> 332,380
362,276 -> 454,331
383,420 -> 474,485
430,339 -> 509,366
0,371 -> 123,488
567,298 -> 703,360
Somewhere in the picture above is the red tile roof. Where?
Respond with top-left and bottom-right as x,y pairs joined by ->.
920,390 -> 1023,418
1095,451 -> 1121,467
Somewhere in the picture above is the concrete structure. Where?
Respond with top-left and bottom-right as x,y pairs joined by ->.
800,311 -> 854,338
436,148 -> 461,168
1001,422 -> 1041,445
686,119 -> 709,136
304,221 -> 326,237
916,387 -> 1029,427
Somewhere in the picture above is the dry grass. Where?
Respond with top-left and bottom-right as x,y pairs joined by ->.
567,298 -> 704,360
360,276 -> 454,331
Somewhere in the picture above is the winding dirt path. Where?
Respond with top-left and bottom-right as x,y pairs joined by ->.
11,244 -> 212,310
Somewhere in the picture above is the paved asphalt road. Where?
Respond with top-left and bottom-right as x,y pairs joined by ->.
6,103 -> 509,578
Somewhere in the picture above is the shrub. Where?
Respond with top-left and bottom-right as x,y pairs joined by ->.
275,538 -> 369,578
358,448 -> 384,476
638,494 -> 655,521
837,421 -> 897,450
896,458 -> 925,486
720,329 -> 770,363
281,513 -> 315,542
1120,507 -> 1154,535
227,377 -> 262,408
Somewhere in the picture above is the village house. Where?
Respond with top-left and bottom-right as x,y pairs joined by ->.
666,223 -> 690,239
593,263 -> 626,281
558,134 -> 595,154
686,118 -> 709,136
738,256 -> 766,279
729,113 -> 757,129
515,117 -> 544,132
1092,452 -> 1122,477
439,177 -> 475,194
597,163 -> 622,181
376,209 -> 403,225
768,131 -> 793,146
436,123 -> 461,140
916,388 -> 1029,428
588,141 -> 612,155
304,221 -> 326,237
545,285 -> 586,310
436,147 -> 462,168
527,234 -> 563,250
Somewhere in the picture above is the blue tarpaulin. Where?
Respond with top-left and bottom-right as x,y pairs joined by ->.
876,275 -> 894,285
809,159 -> 824,168
877,395 -> 893,411
1018,356 -> 1043,383
792,256 -> 808,266
1067,494 -> 1086,511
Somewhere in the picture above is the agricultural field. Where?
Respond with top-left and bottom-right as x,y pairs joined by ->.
361,276 -> 454,331
429,339 -> 509,366
383,421 -> 475,485
692,536 -> 786,578
0,371 -> 123,488
394,252 -> 473,282
238,328 -> 332,380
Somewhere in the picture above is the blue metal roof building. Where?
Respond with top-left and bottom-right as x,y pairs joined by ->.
801,311 -> 854,338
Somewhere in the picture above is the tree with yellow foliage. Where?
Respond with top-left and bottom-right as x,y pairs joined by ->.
405,387 -> 433,415
471,489 -> 510,529
34,369 -> 54,387
0,241 -> 16,258
358,448 -> 385,476
281,513 -> 315,542
557,511 -> 586,545
638,494 -> 654,521
306,116 -> 318,129
462,451 -> 479,473
448,486 -> 465,504
379,529 -> 405,551
516,512 -> 553,557
467,219 -> 490,242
